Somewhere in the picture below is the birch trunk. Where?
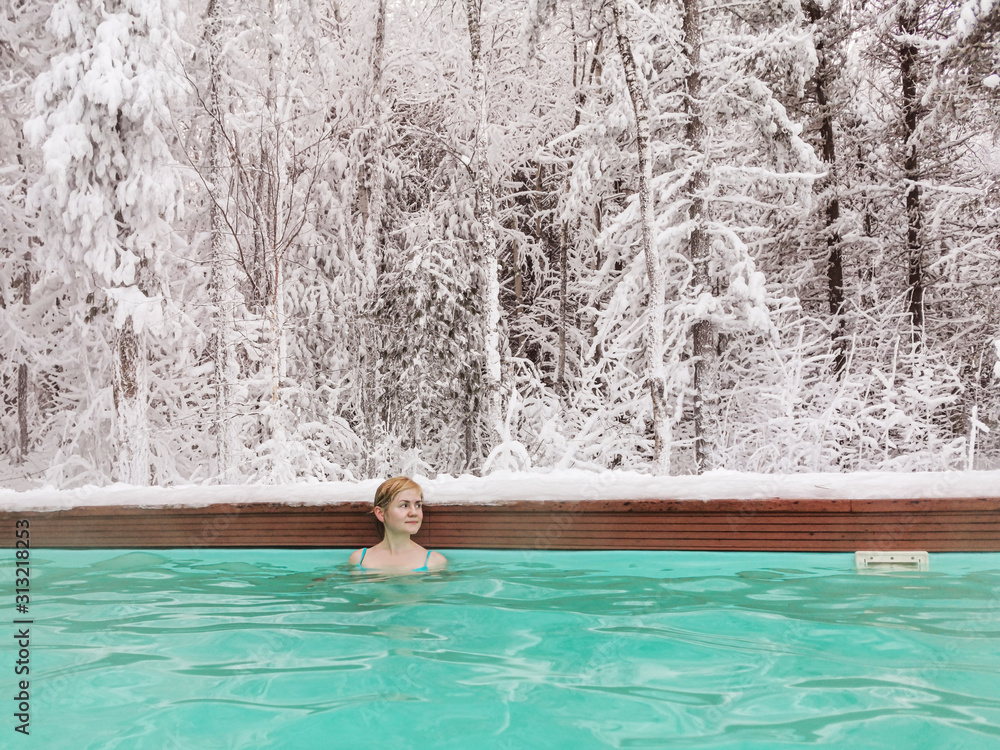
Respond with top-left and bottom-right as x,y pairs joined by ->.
206,0 -> 239,481
611,0 -> 671,473
263,0 -> 285,427
465,0 -> 505,451
357,0 -> 388,474
267,285 -> 286,405
683,0 -> 716,474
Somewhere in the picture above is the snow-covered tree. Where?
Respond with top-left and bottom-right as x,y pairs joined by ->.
1,0 -> 54,467
25,0 -> 186,484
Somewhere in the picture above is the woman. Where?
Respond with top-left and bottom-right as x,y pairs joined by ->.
349,476 -> 447,572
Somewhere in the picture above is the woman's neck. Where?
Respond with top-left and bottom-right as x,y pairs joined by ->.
380,531 -> 415,554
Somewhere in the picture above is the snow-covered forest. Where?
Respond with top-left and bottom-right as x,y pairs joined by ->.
1,0 -> 998,488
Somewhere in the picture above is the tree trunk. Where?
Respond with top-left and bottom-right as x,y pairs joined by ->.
512,235 -> 525,355
361,0 -> 387,269
531,161 -> 545,367
682,0 -> 715,474
206,0 -> 240,482
17,363 -> 29,463
557,219 -> 568,390
899,4 -> 924,335
555,23 -> 590,393
262,0 -> 285,427
805,1 -> 846,376
358,0 -> 388,473
465,0 -> 505,453
611,0 -> 671,473
13,136 -> 33,464
15,135 -> 33,465
16,253 -> 31,465
113,315 -> 150,485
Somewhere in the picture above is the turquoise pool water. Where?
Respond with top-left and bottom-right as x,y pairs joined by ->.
7,550 -> 1000,749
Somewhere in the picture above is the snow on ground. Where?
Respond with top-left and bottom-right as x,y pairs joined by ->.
1,468 -> 999,512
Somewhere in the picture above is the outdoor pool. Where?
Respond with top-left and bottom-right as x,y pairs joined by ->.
8,550 -> 1000,749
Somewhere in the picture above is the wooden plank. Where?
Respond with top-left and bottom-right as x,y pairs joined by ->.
851,497 -> 1000,513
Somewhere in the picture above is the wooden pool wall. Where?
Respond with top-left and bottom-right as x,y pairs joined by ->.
3,497 -> 1000,551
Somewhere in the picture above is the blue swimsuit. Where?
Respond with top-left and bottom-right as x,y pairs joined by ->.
358,547 -> 432,571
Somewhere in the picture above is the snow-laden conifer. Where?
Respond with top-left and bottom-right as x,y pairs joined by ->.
26,0 -> 185,485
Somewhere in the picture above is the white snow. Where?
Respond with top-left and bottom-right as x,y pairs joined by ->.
108,285 -> 164,333
1,468 -> 998,512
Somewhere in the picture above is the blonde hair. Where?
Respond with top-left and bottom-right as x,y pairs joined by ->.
372,476 -> 423,537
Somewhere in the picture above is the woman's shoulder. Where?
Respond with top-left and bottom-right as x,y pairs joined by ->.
427,550 -> 447,570
348,547 -> 367,565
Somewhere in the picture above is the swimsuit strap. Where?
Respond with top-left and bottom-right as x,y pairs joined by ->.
413,549 -> 432,572
358,547 -> 367,565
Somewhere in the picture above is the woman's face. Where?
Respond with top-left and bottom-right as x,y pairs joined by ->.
377,488 -> 423,535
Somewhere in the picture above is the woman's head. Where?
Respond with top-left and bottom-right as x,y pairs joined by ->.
372,476 -> 424,537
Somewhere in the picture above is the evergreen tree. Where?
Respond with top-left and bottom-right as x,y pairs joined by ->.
26,0 -> 186,484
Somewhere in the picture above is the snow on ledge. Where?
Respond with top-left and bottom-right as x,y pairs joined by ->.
2,469 -> 1000,512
